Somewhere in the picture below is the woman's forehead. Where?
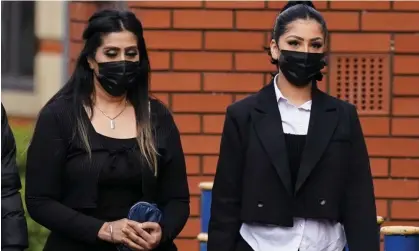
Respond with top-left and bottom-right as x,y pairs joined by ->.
101,30 -> 137,48
283,19 -> 324,40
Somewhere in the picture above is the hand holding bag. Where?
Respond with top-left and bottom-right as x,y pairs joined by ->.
119,164 -> 162,251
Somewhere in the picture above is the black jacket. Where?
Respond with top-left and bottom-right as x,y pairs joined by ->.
208,82 -> 379,251
1,103 -> 29,251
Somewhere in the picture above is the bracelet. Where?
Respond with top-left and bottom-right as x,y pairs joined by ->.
109,223 -> 114,243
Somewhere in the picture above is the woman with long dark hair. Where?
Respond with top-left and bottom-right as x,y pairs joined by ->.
208,1 -> 378,251
25,9 -> 189,251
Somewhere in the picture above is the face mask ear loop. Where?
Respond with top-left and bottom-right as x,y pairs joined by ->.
91,58 -> 100,79
92,67 -> 103,82
274,41 -> 281,61
277,47 -> 287,65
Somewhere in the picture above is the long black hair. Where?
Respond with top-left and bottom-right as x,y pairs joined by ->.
46,9 -> 158,174
267,1 -> 328,65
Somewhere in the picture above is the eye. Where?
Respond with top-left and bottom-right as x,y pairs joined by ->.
104,50 -> 118,58
311,42 -> 323,49
287,40 -> 300,47
125,51 -> 138,57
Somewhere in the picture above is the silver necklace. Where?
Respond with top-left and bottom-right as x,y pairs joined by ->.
95,100 -> 127,129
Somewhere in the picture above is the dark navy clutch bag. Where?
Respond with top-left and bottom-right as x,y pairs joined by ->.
118,202 -> 162,251
127,201 -> 162,223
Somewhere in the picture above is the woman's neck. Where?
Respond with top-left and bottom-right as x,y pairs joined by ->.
276,73 -> 312,106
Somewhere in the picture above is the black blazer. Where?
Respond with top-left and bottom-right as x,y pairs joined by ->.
208,82 -> 378,251
25,98 -> 189,251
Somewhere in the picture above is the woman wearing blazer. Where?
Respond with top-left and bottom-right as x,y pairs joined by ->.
208,2 -> 378,251
25,9 -> 189,251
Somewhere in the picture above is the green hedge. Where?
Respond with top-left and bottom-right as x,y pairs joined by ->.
13,125 -> 32,174
11,125 -> 49,251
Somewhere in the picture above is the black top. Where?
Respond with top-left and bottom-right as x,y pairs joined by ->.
208,82 -> 378,251
25,97 -> 190,251
80,136 -> 142,251
1,103 -> 29,251
283,134 -> 307,190
93,136 -> 143,222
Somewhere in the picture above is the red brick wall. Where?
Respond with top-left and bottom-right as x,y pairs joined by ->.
69,1 -> 419,250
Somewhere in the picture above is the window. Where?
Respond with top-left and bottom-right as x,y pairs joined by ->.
1,1 -> 36,91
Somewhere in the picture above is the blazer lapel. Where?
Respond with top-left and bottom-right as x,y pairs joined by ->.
252,82 -> 293,196
295,89 -> 338,194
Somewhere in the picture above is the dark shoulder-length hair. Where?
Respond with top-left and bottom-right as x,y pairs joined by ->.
46,9 -> 158,175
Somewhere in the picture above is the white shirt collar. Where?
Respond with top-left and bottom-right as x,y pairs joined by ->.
273,74 -> 312,111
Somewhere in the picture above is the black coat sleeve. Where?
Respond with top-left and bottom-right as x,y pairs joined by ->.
25,106 -> 105,244
208,107 -> 244,251
342,105 -> 379,251
1,104 -> 29,250
156,111 -> 190,246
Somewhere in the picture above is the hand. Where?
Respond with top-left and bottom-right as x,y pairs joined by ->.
122,221 -> 162,251
98,219 -> 138,244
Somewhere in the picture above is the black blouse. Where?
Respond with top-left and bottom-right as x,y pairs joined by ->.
93,136 -> 143,223
25,97 -> 190,251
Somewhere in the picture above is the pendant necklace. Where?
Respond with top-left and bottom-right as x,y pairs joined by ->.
95,100 -> 128,130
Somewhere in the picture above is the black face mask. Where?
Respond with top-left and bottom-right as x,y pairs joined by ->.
278,50 -> 326,87
95,60 -> 141,97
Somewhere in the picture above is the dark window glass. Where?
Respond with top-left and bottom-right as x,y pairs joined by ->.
1,1 -> 36,90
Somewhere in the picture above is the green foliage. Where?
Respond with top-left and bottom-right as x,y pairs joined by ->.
11,124 -> 49,251
11,125 -> 33,174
